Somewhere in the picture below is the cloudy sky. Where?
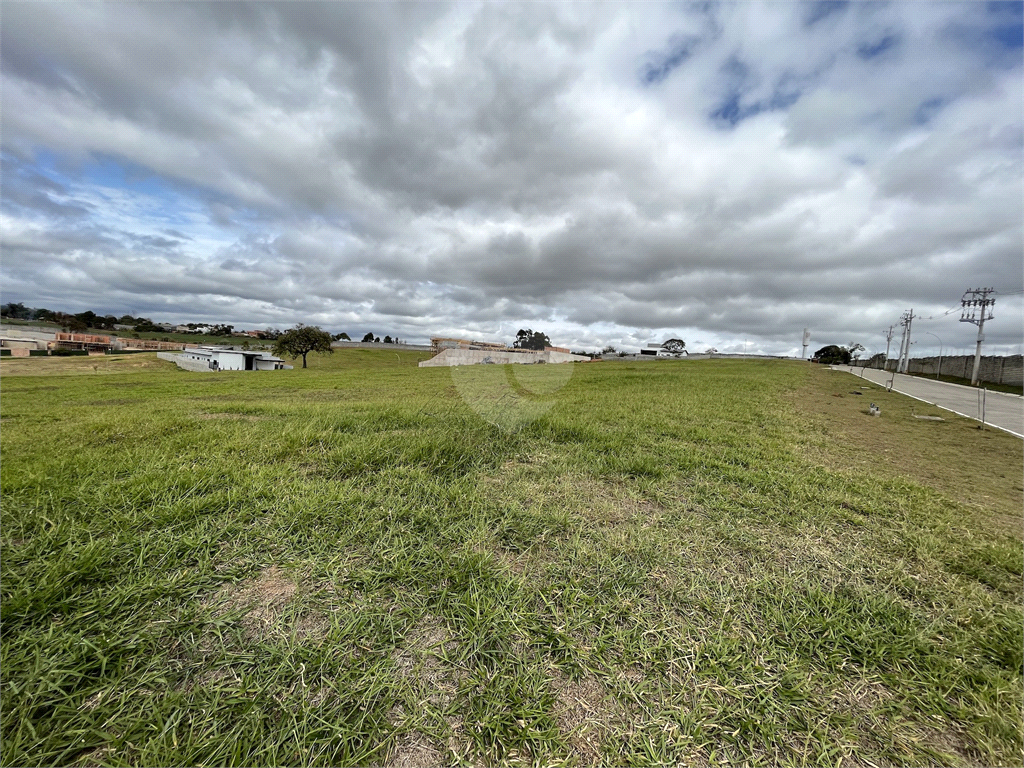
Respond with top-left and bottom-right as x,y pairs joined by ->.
2,1 -> 1021,355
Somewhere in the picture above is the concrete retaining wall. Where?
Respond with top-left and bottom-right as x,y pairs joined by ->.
419,348 -> 589,367
158,351 -> 215,372
331,341 -> 431,351
860,354 -> 1022,386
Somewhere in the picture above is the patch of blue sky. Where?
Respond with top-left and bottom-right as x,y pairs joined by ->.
914,97 -> 945,125
857,33 -> 900,60
18,150 -> 242,258
641,34 -> 702,85
804,0 -> 849,27
710,87 -> 801,127
941,6 -> 1024,64
990,23 -> 1023,48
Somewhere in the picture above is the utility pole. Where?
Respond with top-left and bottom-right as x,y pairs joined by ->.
895,311 -> 912,373
900,310 -> 914,373
802,328 -> 810,359
895,320 -> 906,373
883,325 -> 894,365
960,287 -> 995,386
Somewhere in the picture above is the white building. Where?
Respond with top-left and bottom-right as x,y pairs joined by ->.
169,346 -> 292,371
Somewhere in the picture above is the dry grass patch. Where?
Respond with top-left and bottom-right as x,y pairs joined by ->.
549,668 -> 623,765
207,566 -> 328,642
387,616 -> 465,768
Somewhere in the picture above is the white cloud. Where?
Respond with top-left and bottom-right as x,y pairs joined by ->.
1,1 -> 1020,354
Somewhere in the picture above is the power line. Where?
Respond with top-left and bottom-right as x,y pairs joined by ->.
915,303 -> 962,321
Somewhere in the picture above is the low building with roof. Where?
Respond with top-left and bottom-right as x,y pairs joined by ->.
158,346 -> 292,372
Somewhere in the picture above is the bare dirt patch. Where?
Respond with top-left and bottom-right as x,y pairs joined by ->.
387,616 -> 464,767
549,668 -> 623,765
208,566 -> 327,641
388,730 -> 445,768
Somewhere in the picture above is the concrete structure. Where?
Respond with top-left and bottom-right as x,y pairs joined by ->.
0,335 -> 48,351
430,337 -> 510,355
54,332 -> 115,353
331,340 -> 432,351
855,354 -> 1022,388
832,365 -> 1023,438
419,347 -> 589,367
0,325 -> 56,350
159,346 -> 292,372
121,339 -> 187,351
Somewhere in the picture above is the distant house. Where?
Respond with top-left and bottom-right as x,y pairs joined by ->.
641,342 -> 688,358
171,346 -> 291,371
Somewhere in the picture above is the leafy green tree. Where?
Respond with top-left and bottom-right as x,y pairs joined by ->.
74,310 -> 98,328
274,324 -> 333,369
362,332 -> 374,343
813,345 -> 851,365
662,338 -> 686,353
513,328 -> 551,351
383,335 -> 393,344
332,332 -> 350,341
1,302 -> 31,319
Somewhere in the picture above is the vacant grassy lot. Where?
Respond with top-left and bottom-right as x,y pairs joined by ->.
2,352 -> 1021,767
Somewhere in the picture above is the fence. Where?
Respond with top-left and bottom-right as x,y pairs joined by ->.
857,354 -> 1022,387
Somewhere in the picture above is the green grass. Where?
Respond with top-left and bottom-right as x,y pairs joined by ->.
1,351 -> 1021,767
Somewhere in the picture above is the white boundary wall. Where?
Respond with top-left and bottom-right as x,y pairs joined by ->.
158,351 -> 214,372
419,348 -> 589,367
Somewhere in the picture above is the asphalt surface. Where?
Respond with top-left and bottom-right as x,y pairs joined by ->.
831,365 -> 1023,438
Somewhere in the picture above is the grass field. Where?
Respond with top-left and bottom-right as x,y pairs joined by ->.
1,351 -> 1021,767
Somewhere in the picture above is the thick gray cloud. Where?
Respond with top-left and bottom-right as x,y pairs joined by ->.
1,1 -> 1021,355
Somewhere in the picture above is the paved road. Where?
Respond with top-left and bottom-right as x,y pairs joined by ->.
831,366 -> 1023,438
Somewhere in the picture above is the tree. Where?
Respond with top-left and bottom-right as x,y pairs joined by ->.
332,332 -> 350,341
74,310 -> 98,328
362,332 -> 374,343
1,302 -> 31,319
383,335 -> 393,344
847,342 -> 865,361
602,345 -> 616,354
513,328 -> 551,351
662,338 -> 686,353
274,324 -> 333,369
813,345 -> 851,365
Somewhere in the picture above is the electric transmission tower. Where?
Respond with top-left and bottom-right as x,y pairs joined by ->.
960,287 -> 995,386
